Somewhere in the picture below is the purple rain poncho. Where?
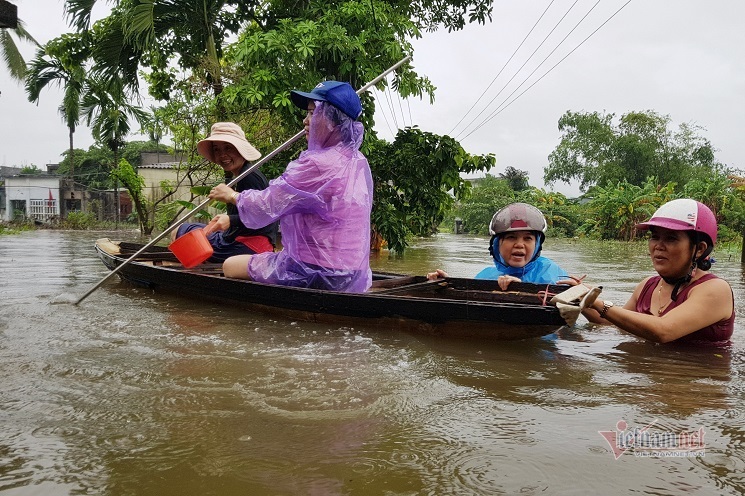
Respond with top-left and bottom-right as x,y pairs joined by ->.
233,101 -> 373,293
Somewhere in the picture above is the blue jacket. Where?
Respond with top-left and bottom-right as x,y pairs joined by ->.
474,256 -> 569,284
475,235 -> 568,284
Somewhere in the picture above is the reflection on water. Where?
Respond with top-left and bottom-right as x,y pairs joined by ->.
0,231 -> 743,495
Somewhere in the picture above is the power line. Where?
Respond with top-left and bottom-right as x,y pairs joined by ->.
448,0 -> 558,136
462,0 -> 632,140
396,90 -> 407,128
372,87 -> 395,138
383,85 -> 400,129
456,0 -> 583,140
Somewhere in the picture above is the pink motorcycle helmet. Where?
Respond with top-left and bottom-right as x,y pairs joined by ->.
636,199 -> 717,246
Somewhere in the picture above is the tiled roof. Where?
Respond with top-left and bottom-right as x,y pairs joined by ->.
139,162 -> 181,169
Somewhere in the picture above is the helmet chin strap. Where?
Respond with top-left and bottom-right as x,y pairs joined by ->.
661,240 -> 712,301
661,264 -> 694,302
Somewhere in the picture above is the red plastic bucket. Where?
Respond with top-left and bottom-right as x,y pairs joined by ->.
168,229 -> 214,268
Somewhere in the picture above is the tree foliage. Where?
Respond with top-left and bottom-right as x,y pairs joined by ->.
449,174 -> 514,235
1,17 -> 37,82
366,127 -> 494,251
585,178 -> 676,241
519,188 -> 572,235
19,164 -> 42,174
25,33 -> 90,179
57,141 -> 169,191
545,110 -> 724,192
110,158 -> 153,234
56,0 -> 495,243
498,166 -> 530,191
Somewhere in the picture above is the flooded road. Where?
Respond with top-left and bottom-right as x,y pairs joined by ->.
1,230 -> 743,495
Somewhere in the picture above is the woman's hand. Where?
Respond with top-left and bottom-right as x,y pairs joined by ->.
426,269 -> 449,281
203,214 -> 230,234
209,184 -> 236,204
497,275 -> 521,290
556,274 -> 587,286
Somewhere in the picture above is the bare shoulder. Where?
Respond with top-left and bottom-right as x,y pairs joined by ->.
631,275 -> 656,293
695,275 -> 733,294
624,275 -> 656,309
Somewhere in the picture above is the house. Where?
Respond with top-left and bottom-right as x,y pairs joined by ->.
0,167 -> 23,221
2,172 -> 61,222
138,161 -> 189,203
138,152 -> 214,206
1,165 -> 126,223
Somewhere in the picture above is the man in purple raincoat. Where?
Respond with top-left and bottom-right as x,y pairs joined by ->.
209,81 -> 373,293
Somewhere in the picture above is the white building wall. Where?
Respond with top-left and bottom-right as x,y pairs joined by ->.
4,175 -> 61,221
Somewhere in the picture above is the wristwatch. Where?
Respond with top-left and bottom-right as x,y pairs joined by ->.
599,300 -> 614,319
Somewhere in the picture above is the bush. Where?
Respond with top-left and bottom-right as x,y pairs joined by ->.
63,211 -> 97,229
716,224 -> 741,244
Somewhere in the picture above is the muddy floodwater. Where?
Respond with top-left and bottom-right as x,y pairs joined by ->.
1,230 -> 743,495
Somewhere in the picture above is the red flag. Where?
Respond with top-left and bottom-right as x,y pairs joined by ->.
48,189 -> 54,208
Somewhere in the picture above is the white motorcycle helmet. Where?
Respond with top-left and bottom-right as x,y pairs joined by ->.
488,203 -> 548,260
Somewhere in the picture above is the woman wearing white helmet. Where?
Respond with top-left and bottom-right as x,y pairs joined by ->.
477,203 -> 573,287
428,203 -> 576,290
585,198 -> 734,345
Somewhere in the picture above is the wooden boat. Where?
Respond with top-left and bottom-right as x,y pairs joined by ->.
94,238 -> 593,340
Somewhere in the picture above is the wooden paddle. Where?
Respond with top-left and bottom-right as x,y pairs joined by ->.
74,55 -> 413,305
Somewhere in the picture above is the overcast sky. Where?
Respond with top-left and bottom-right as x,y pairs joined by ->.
2,0 -> 744,196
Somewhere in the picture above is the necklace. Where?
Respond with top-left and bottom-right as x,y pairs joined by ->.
657,282 -> 671,315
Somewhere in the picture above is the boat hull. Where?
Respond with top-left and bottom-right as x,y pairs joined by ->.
95,239 -> 570,340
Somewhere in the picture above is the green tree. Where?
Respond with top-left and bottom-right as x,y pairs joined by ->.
19,164 -> 42,174
587,178 -> 676,240
545,110 -> 723,192
518,188 -> 571,234
65,0 -> 250,103
366,127 -> 494,251
683,175 -> 729,222
499,166 -> 530,191
62,145 -> 116,190
121,140 -> 170,167
449,174 -> 515,235
110,158 -> 153,234
81,76 -> 148,170
63,0 -> 495,248
26,33 -> 89,179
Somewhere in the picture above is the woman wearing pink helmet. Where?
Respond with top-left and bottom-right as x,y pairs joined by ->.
585,198 -> 734,345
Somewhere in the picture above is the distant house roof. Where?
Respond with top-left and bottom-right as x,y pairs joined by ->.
139,162 -> 181,169
140,151 -> 186,166
0,166 -> 23,178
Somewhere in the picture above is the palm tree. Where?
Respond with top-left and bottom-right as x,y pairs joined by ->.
25,34 -> 89,179
81,76 -> 148,165
1,17 -> 37,82
81,75 -> 148,225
